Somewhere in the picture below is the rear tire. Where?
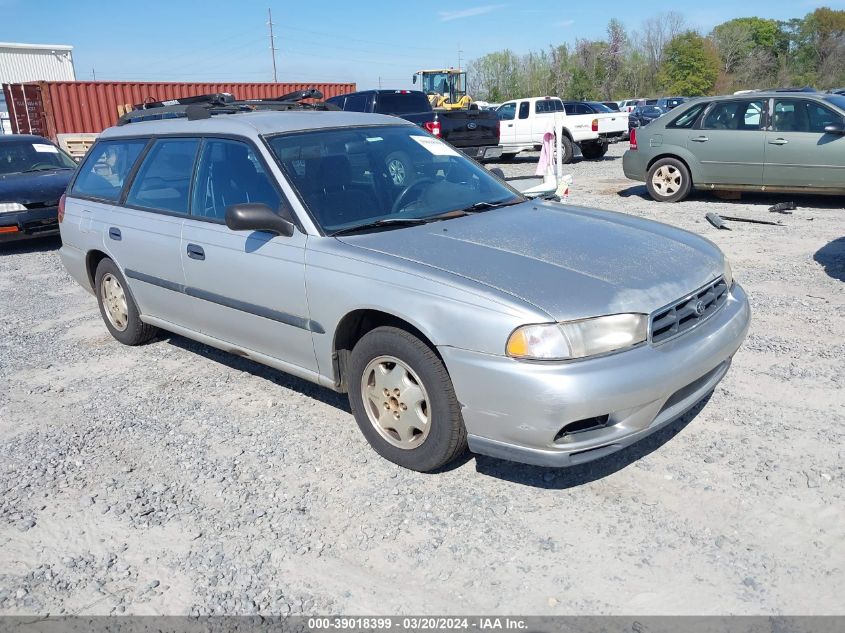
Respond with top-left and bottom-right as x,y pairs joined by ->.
348,326 -> 467,472
646,157 -> 692,202
94,258 -> 157,346
581,142 -> 609,160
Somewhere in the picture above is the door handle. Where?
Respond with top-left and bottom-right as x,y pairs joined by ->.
690,135 -> 709,142
186,244 -> 205,261
768,138 -> 788,145
108,227 -> 121,241
506,123 -> 513,127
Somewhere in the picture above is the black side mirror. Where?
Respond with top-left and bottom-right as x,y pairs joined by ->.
823,122 -> 845,135
412,75 -> 417,85
225,203 -> 295,237
489,167 -> 506,180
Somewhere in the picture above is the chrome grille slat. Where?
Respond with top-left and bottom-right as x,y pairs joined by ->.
650,277 -> 729,345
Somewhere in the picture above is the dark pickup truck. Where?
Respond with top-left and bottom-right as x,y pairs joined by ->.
326,90 -> 502,162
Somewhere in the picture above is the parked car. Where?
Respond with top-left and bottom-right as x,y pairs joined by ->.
628,105 -> 664,130
565,101 -> 629,143
495,97 -> 606,161
0,134 -> 77,243
58,103 -> 749,471
656,97 -> 687,111
623,91 -> 845,202
602,101 -> 621,112
325,89 -> 501,174
619,99 -> 641,113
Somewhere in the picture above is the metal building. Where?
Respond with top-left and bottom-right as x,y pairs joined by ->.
0,42 -> 75,134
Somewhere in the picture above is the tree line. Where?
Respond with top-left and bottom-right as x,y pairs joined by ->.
468,8 -> 845,102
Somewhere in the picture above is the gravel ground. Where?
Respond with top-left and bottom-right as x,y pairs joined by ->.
1,142 -> 843,616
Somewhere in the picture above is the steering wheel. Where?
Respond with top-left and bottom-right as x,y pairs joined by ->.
392,178 -> 435,213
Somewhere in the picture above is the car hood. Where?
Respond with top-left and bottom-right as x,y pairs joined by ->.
0,169 -> 74,206
337,202 -> 724,321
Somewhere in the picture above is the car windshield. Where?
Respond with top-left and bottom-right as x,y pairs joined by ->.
267,125 -> 522,235
0,139 -> 77,175
823,94 -> 845,111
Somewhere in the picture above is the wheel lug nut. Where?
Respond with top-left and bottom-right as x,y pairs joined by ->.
383,389 -> 389,397
400,404 -> 407,410
393,389 -> 400,396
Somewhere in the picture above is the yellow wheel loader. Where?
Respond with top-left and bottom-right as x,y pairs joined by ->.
412,69 -> 475,110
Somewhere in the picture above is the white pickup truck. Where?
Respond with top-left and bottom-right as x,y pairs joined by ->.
495,96 -> 608,162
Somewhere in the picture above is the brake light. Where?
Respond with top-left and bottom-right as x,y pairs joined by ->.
630,128 -> 638,150
592,118 -> 599,132
422,120 -> 441,137
58,194 -> 66,223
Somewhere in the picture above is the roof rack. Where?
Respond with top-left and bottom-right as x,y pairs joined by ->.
116,88 -> 340,126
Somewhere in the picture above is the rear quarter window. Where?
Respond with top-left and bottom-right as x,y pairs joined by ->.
667,103 -> 707,129
71,139 -> 148,201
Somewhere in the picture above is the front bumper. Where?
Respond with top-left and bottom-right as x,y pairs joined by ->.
0,207 -> 60,242
440,283 -> 750,467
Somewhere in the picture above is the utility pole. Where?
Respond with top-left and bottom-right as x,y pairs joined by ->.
268,8 -> 278,83
458,44 -> 463,71
378,76 -> 382,89
92,67 -> 96,81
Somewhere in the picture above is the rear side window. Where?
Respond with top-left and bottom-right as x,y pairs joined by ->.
125,138 -> 200,214
702,100 -> 764,131
343,93 -> 370,112
668,103 -> 706,129
72,139 -> 147,201
535,100 -> 561,114
191,139 -> 282,222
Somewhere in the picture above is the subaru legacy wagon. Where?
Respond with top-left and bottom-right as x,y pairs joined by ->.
59,105 -> 750,471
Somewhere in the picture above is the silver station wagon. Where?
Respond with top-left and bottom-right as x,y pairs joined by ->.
59,99 -> 750,472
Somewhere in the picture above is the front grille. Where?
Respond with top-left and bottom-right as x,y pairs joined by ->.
650,277 -> 729,345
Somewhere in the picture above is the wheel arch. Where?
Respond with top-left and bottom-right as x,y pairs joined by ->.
332,308 -> 441,392
85,249 -> 110,291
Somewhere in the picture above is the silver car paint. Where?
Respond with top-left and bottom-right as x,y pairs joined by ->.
60,109 -> 750,467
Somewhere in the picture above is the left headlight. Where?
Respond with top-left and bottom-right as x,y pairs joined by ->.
0,202 -> 27,213
722,257 -> 733,288
506,313 -> 649,361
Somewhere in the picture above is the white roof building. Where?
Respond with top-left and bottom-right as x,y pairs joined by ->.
0,42 -> 76,84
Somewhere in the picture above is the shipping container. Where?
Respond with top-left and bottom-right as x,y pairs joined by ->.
1,80 -> 357,139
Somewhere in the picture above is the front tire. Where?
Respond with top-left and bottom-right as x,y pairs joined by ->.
348,326 -> 467,472
94,258 -> 157,346
646,157 -> 692,202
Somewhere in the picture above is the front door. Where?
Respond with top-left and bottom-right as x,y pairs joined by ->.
496,102 -> 517,147
688,99 -> 766,186
180,137 -> 317,373
764,98 -> 845,189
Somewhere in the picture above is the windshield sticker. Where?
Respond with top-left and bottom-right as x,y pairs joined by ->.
33,143 -> 59,154
365,137 -> 383,142
411,135 -> 460,156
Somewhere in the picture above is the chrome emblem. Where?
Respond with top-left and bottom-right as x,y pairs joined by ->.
467,121 -> 477,130
694,300 -> 706,316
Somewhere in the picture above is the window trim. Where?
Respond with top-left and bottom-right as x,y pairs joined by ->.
698,99 -> 768,132
68,136 -> 152,206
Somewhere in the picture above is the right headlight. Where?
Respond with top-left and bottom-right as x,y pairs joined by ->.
0,202 -> 27,213
506,314 -> 649,361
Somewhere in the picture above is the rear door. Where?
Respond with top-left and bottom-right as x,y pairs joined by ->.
180,137 -> 317,372
688,99 -> 766,185
764,98 -> 845,189
96,137 -> 199,327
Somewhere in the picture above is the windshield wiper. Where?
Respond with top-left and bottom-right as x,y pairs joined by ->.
22,166 -> 72,173
453,198 -> 525,214
331,217 -> 430,236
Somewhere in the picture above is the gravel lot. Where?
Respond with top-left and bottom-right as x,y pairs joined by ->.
1,143 -> 843,616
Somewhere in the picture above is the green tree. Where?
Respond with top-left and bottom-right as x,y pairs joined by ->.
658,31 -> 720,95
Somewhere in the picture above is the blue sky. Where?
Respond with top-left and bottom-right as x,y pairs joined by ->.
1,0 -> 842,90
